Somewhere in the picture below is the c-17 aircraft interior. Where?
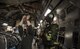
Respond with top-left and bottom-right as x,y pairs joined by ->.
0,0 -> 80,49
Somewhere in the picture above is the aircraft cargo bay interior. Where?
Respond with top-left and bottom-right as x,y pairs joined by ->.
0,0 -> 80,49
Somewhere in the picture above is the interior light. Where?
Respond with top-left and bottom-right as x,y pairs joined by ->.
65,33 -> 72,38
53,16 -> 57,21
38,23 -> 40,26
37,26 -> 40,28
40,20 -> 43,23
2,23 -> 8,26
44,8 -> 51,16
56,9 -> 61,14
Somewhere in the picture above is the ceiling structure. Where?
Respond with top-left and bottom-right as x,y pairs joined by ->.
0,0 -> 79,27
0,0 -> 39,5
0,0 -> 47,26
0,0 -> 64,27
